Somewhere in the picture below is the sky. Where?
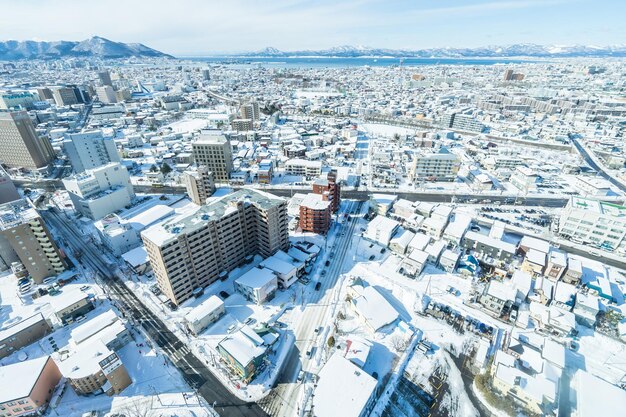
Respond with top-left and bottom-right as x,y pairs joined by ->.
0,0 -> 624,56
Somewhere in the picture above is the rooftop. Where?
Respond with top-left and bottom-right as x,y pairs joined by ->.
313,353 -> 377,417
0,356 -> 51,403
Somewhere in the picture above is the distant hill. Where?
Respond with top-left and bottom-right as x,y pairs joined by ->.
0,36 -> 172,60
243,44 -> 626,58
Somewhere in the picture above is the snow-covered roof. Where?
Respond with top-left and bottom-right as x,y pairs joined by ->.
218,325 -> 266,368
408,232 -> 431,251
185,295 -> 224,325
485,280 -> 516,301
444,213 -> 472,239
261,255 -> 298,276
126,204 -> 174,232
519,236 -> 550,253
49,288 -> 89,313
542,338 -> 565,369
0,313 -> 46,342
343,336 -> 372,369
350,284 -> 399,332
390,227 -> 414,247
300,193 -> 331,210
465,231 -> 516,253
71,309 -> 119,345
121,245 -> 149,267
574,370 -> 626,417
235,267 -> 277,289
313,353 -> 377,417
57,339 -> 113,379
526,248 -> 546,266
0,356 -> 51,403
494,363 -> 556,403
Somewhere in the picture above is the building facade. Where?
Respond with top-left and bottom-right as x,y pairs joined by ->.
312,169 -> 340,213
0,356 -> 62,417
0,111 -> 54,169
0,199 -> 66,283
410,147 -> 460,182
63,130 -> 120,173
299,193 -> 332,234
191,134 -> 233,183
559,197 -> 626,252
183,166 -> 215,205
0,313 -> 52,359
62,162 -> 135,220
141,189 -> 289,305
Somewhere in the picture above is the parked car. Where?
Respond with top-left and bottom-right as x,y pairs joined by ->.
227,324 -> 237,333
244,317 -> 256,326
315,282 -> 321,291
219,291 -> 230,299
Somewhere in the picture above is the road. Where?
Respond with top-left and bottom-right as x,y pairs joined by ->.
43,208 -> 268,417
16,178 -> 589,208
259,201 -> 363,417
572,138 -> 626,193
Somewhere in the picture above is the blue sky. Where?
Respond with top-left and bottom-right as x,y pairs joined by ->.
0,0 -> 624,55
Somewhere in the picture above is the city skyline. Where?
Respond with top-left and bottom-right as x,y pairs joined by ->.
0,0 -> 624,56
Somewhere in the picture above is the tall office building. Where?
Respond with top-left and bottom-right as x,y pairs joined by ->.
0,198 -> 66,283
63,163 -> 135,220
191,134 -> 234,183
202,68 -> 211,81
312,169 -> 341,213
0,166 -> 19,204
503,69 -> 514,81
141,189 -> 289,305
240,101 -> 260,122
98,70 -> 113,87
183,166 -> 216,205
52,87 -> 79,106
96,86 -> 118,104
0,111 -> 54,169
64,130 -> 120,173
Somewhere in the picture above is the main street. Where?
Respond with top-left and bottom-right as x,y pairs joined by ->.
260,200 -> 363,417
43,208 -> 268,417
16,178 -> 593,208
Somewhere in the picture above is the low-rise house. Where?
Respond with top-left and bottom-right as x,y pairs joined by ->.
363,216 -> 400,247
369,194 -> 397,216
462,231 -> 516,264
442,214 -> 472,246
313,353 -> 378,417
544,249 -> 567,281
70,309 -> 131,351
184,295 -> 225,336
0,313 -> 52,359
401,249 -> 429,277
480,280 -> 516,316
217,325 -> 278,382
573,293 -> 600,327
260,252 -> 300,289
518,236 -> 550,256
521,249 -> 546,276
234,267 -> 278,304
572,370 -> 626,417
348,281 -> 399,332
439,249 -> 460,273
0,356 -> 62,417
49,288 -> 94,325
389,228 -> 415,255
562,257 -> 583,285
421,216 -> 447,239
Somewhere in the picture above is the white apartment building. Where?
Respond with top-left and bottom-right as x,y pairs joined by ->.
96,86 -> 117,104
63,163 -> 135,220
191,134 -> 233,183
141,189 -> 289,305
509,166 -> 539,193
559,197 -> 626,253
63,130 -> 120,173
284,158 -> 322,178
183,166 -> 215,205
409,147 -> 460,182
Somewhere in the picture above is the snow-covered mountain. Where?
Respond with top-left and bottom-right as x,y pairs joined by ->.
242,44 -> 626,58
0,36 -> 172,60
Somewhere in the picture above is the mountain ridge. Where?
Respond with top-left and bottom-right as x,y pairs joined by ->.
0,36 -> 172,60
240,44 -> 626,58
